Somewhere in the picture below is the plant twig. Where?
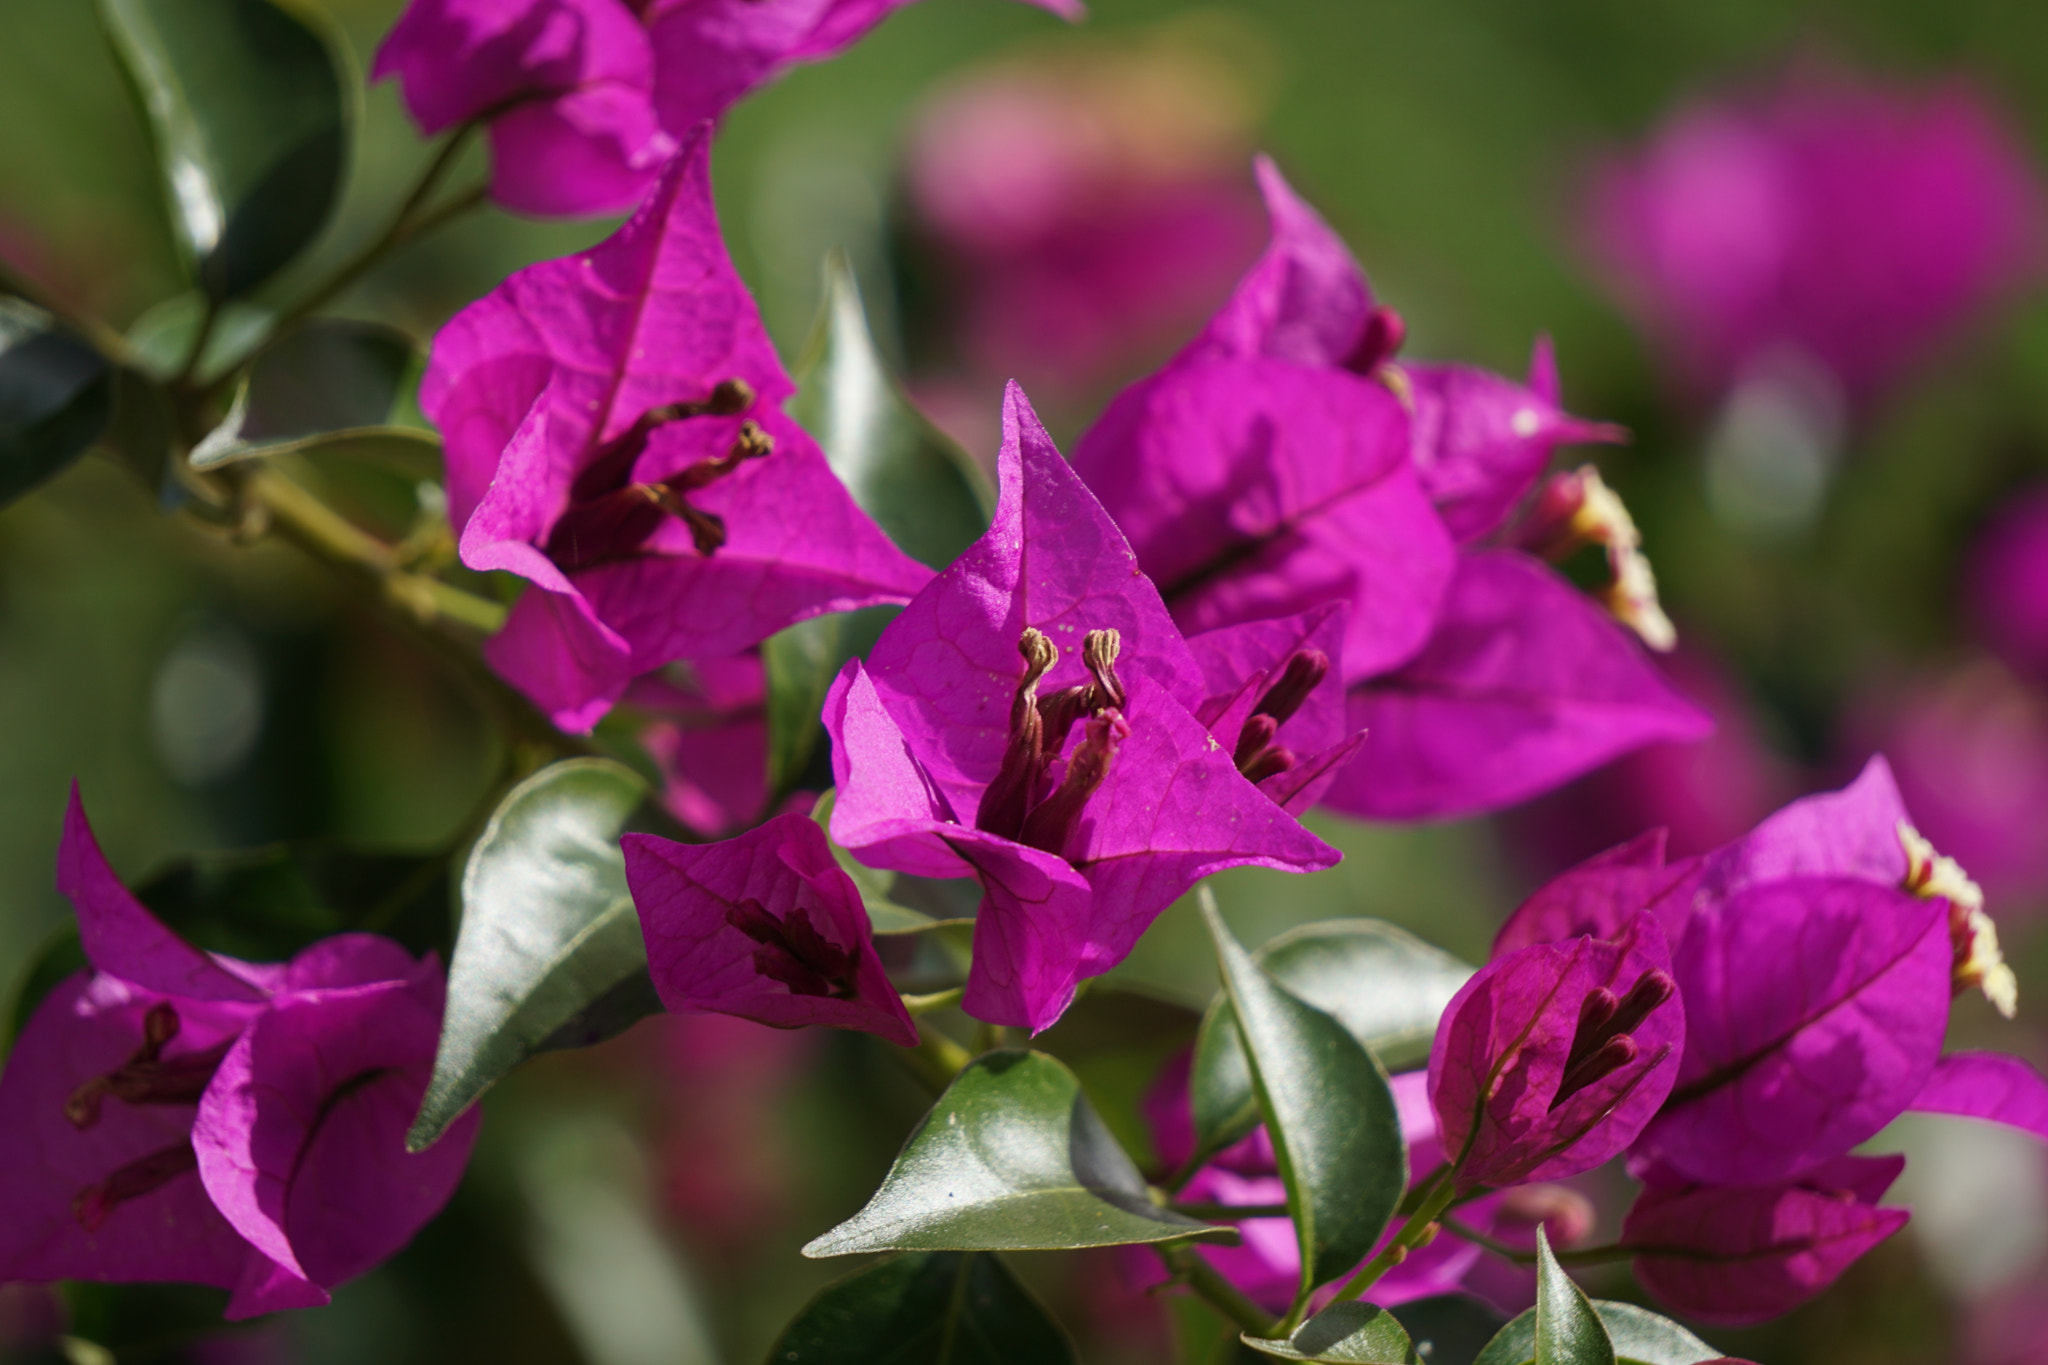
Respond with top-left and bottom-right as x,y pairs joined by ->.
892,1023 -> 974,1094
901,987 -> 965,1016
1158,1243 -> 1276,1338
1437,1218 -> 1641,1268
1167,1202 -> 1290,1221
1329,1168 -> 1458,1306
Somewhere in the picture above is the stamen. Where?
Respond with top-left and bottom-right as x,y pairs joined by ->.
548,418 -> 776,566
726,899 -> 859,999
1250,649 -> 1329,727
1549,970 -> 1674,1110
1604,970 -> 1676,1038
73,1141 -> 198,1231
1239,746 -> 1296,785
1233,714 -> 1280,770
570,378 -> 757,503
66,1004 -> 227,1130
1554,1035 -> 1639,1105
1558,988 -> 1619,1082
1082,630 -> 1126,710
1020,709 -> 1129,855
975,630 -> 1060,840
1344,305 -> 1407,375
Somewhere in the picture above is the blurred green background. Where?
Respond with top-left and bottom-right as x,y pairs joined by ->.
4,0 -> 2048,1361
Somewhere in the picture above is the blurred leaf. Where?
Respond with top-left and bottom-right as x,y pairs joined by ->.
98,0 -> 351,299
763,613 -> 844,800
792,250 -> 991,569
132,840 -> 451,960
1191,920 -> 1472,1170
96,366 -> 177,502
769,1251 -> 1075,1364
802,1049 -> 1229,1257
125,293 -> 272,381
1203,898 -> 1407,1294
190,319 -> 436,472
0,298 -> 114,507
1243,1303 -> 1418,1362
3,925 -> 87,1058
1473,1299 -> 1719,1365
409,758 -> 652,1151
1388,1295 -> 1510,1365
811,788 -> 971,935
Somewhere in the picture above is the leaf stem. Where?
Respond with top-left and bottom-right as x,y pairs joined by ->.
1438,1217 -> 1637,1267
171,293 -> 221,388
900,986 -> 965,1016
893,1023 -> 973,1094
1166,1202 -> 1291,1221
1329,1168 -> 1459,1305
1158,1243 -> 1276,1339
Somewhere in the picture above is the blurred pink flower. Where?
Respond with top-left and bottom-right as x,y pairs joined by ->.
1583,65 -> 2045,408
1968,484 -> 2048,689
624,658 -> 776,839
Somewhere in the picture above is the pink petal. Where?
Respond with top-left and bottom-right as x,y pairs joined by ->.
1909,1050 -> 2048,1141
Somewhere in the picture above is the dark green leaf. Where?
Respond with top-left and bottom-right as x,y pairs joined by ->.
190,319 -> 432,471
803,1049 -> 1229,1256
791,251 -> 991,570
1203,898 -> 1407,1295
1388,1295 -> 1509,1365
125,293 -> 272,382
97,366 -> 177,502
408,759 -> 653,1150
1473,1231 -> 1615,1365
134,840 -> 451,960
1192,919 -> 1473,1168
0,299 -> 114,507
99,0 -> 352,299
769,1251 -> 1075,1365
1243,1303 -> 1418,1362
763,612 -> 844,800
1472,1300 -> 1720,1365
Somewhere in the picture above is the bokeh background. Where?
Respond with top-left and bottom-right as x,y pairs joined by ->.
5,0 -> 2048,1361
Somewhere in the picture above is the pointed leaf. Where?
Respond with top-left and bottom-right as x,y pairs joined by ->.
1244,1303 -> 1418,1362
190,319 -> 430,470
791,251 -> 991,570
409,759 -> 652,1149
1473,1299 -> 1718,1365
0,298 -> 114,507
802,1049 -> 1228,1256
99,0 -> 351,299
1192,919 -> 1473,1163
1203,896 -> 1407,1294
1534,1229 -> 1614,1365
769,1251 -> 1075,1364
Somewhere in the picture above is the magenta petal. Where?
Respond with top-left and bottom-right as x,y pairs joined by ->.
59,787 -> 267,1003
948,830 -> 1098,1031
0,975 -> 260,1291
823,660 -> 972,880
1324,552 -> 1713,821
1429,914 -> 1682,1190
1695,754 -> 1910,900
486,85 -> 675,217
193,973 -> 474,1319
1908,1051 -> 2048,1141
483,583 -> 635,734
1492,830 -> 1700,959
626,814 -> 917,1046
1642,877 -> 1950,1185
1188,604 -> 1351,760
1625,1155 -> 1909,1325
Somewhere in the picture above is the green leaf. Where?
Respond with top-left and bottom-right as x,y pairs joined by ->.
408,759 -> 653,1150
762,612 -> 845,800
132,840 -> 451,960
803,1049 -> 1229,1256
97,366 -> 177,500
99,0 -> 352,299
1472,1231 -> 1615,1365
1191,919 -> 1473,1169
1472,1300 -> 1721,1365
1243,1303 -> 1418,1362
1387,1295 -> 1509,1365
190,319 -> 432,471
791,251 -> 991,570
125,293 -> 272,382
1203,897 -> 1407,1296
0,298 -> 114,507
769,1251 -> 1075,1364
811,789 -> 972,935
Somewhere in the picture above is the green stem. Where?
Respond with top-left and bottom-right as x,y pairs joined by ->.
1330,1170 -> 1459,1305
1167,1202 -> 1290,1222
893,1023 -> 973,1094
900,986 -> 964,1016
1159,1244 -> 1276,1338
1438,1218 -> 1638,1268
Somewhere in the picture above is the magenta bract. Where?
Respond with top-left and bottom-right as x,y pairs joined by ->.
0,790 -> 476,1319
1909,1051 -> 2048,1142
1185,603 -> 1364,813
824,384 -> 1336,1031
1493,829 -> 1699,960
423,130 -> 931,731
1624,1154 -> 1909,1324
625,812 -> 917,1046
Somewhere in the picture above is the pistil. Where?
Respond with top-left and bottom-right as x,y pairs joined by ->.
65,1003 -> 230,1130
73,1141 -> 199,1231
1551,970 -> 1675,1108
727,898 -> 860,999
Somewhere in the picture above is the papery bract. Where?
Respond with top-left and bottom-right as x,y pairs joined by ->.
424,130 -> 931,730
0,790 -> 476,1319
824,383 -> 1336,1031
1493,829 -> 1698,960
625,813 -> 916,1045
1430,914 -> 1682,1191
1908,1050 -> 2048,1142
1185,603 -> 1364,812
374,0 -> 676,216
626,658 -> 775,838
1624,1155 -> 1908,1324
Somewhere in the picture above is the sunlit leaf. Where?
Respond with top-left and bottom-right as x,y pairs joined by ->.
408,759 -> 653,1150
99,0 -> 352,299
769,1251 -> 1075,1364
1243,1302 -> 1418,1362
0,298 -> 114,507
1203,898 -> 1407,1294
1473,1231 -> 1616,1365
803,1049 -> 1230,1256
1473,1298 -> 1720,1365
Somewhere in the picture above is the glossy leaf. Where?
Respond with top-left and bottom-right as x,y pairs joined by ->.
190,320 -> 433,472
1204,897 -> 1407,1294
802,1049 -> 1227,1256
790,251 -> 991,570
408,758 -> 652,1150
1473,1300 -> 1719,1365
1192,919 -> 1473,1162
125,293 -> 272,383
768,1251 -> 1075,1364
99,0 -> 351,299
1244,1303 -> 1419,1362
1533,1229 -> 1614,1365
0,298 -> 114,507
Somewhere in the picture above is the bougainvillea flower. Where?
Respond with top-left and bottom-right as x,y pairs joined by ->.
626,813 -> 916,1046
1968,484 -> 2048,688
1430,914 -> 1682,1192
1908,1051 -> 2048,1143
1492,829 -> 1700,959
625,658 -> 774,839
1582,66 -> 2045,408
424,130 -> 931,731
1186,604 -> 1366,813
0,790 -> 476,1319
825,384 -> 1336,1030
1623,1154 -> 1909,1324
1325,552 -> 1711,820
374,0 -> 677,216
